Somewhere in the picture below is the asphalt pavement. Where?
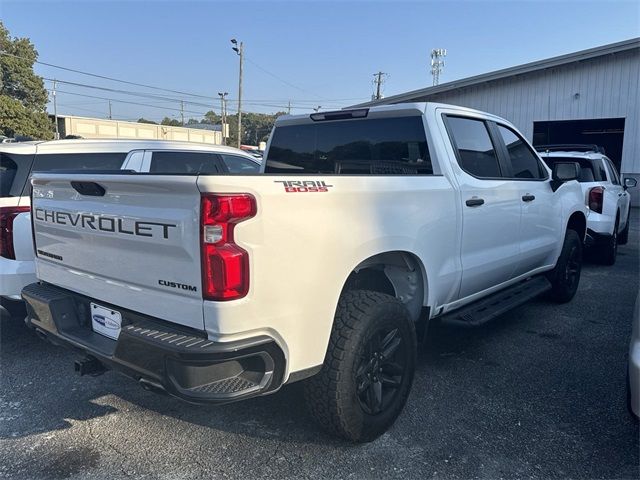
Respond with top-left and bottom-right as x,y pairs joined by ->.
1,213 -> 638,480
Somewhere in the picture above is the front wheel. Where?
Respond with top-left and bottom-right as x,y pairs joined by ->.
546,229 -> 582,303
304,290 -> 417,442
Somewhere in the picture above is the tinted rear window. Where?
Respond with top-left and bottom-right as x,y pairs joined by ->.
541,157 -> 604,182
149,152 -> 221,174
265,116 -> 432,175
0,153 -> 34,198
32,153 -> 127,172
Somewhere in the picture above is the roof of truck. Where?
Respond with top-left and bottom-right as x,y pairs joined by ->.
0,139 -> 256,159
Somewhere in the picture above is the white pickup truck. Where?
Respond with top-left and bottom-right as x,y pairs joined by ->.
23,103 -> 587,442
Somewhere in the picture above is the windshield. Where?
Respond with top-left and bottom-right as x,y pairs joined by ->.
265,116 -> 432,175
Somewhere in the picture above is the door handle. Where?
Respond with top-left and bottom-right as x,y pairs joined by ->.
465,198 -> 485,207
522,194 -> 536,202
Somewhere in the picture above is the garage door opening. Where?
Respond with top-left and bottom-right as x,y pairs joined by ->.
533,118 -> 625,171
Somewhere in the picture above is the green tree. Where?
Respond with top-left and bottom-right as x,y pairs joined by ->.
0,22 -> 53,139
160,116 -> 181,126
137,117 -> 158,124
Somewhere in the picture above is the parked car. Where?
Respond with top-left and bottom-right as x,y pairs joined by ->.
22,103 -> 587,442
0,140 -> 259,317
537,144 -> 636,265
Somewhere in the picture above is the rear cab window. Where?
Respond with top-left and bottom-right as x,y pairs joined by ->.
265,115 -> 432,175
32,152 -> 128,172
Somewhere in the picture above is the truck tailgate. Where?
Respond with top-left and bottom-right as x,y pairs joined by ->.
31,174 -> 204,330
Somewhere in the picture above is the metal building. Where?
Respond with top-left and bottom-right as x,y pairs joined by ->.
355,38 -> 640,204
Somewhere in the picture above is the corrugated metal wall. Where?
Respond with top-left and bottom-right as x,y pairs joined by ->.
420,48 -> 639,176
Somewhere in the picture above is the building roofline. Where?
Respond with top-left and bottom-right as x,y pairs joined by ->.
352,37 -> 640,107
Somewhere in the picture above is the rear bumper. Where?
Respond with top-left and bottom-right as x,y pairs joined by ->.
21,282 -> 286,404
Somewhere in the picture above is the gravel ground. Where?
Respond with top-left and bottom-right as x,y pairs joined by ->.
1,212 -> 638,480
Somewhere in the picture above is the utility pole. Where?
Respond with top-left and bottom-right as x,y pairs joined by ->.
372,71 -> 387,100
430,48 -> 447,86
108,100 -> 112,120
180,100 -> 185,126
287,100 -> 291,114
231,39 -> 244,148
52,79 -> 59,139
218,92 -> 228,146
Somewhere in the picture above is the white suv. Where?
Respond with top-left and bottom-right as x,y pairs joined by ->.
0,139 -> 259,316
537,145 -> 636,265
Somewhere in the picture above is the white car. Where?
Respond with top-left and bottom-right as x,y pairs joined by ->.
0,139 -> 259,317
538,145 -> 637,265
23,103 -> 587,442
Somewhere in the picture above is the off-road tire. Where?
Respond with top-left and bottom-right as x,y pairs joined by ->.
546,229 -> 582,303
597,219 -> 618,266
303,290 -> 417,442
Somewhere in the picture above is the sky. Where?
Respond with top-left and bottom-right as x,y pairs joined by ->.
1,0 -> 639,122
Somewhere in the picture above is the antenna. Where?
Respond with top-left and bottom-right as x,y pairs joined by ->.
430,48 -> 447,86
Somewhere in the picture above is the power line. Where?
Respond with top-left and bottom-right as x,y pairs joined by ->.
0,50 -> 216,100
244,56 -> 328,100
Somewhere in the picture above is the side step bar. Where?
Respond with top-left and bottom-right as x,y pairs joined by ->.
440,276 -> 551,327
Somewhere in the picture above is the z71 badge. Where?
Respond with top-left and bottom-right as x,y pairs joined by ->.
274,180 -> 333,193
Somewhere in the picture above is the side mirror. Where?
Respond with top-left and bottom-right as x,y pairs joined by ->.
551,162 -> 581,192
624,177 -> 637,190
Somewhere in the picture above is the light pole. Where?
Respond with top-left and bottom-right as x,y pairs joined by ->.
218,91 -> 228,146
231,38 -> 244,148
52,79 -> 59,139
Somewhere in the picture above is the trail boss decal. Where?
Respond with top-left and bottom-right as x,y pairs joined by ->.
274,180 -> 333,193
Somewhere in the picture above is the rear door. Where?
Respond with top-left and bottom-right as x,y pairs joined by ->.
493,123 -> 561,274
443,114 -> 522,299
31,174 -> 205,329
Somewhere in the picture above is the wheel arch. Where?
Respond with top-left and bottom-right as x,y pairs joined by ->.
340,250 -> 428,323
566,210 -> 587,241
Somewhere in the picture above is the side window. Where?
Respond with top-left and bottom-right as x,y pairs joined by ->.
496,125 -> 546,179
445,116 -> 502,178
605,158 -> 620,185
597,161 -> 608,182
149,152 -> 221,174
221,154 -> 260,174
32,153 -> 127,171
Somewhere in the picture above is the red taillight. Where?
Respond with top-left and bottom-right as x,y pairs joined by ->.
201,194 -> 256,301
0,206 -> 30,260
588,186 -> 604,214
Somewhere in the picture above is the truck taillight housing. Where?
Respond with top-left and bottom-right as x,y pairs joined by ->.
201,194 -> 256,301
588,186 -> 604,214
0,206 -> 30,260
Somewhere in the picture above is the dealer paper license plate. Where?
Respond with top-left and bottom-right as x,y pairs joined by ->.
90,303 -> 122,340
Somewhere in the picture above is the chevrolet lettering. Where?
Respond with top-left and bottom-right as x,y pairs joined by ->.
34,208 -> 177,239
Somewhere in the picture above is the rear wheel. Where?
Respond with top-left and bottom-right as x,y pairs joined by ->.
546,229 -> 582,303
597,219 -> 618,266
304,290 -> 416,442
